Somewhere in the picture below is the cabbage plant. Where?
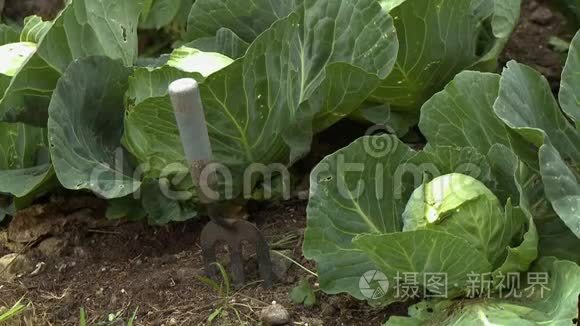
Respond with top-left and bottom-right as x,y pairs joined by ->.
420,29 -> 580,258
303,29 -> 580,324
303,136 -> 538,301
184,0 -> 522,124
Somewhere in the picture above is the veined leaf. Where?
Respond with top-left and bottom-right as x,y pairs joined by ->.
486,144 -> 521,204
494,61 -> 580,238
303,135 -> 416,299
559,29 -> 580,125
370,0 -> 520,112
539,142 -> 580,237
386,258 -> 580,326
418,71 -> 540,202
354,230 -> 492,300
127,47 -> 233,105
128,67 -> 192,106
472,0 -> 522,71
186,28 -> 249,59
420,72 -> 509,154
186,0 -> 298,43
48,56 -> 141,199
0,0 -> 143,126
407,145 -> 495,192
494,61 -> 580,160
370,0 -> 482,110
537,217 -> 580,264
139,0 -> 181,30
166,47 -> 232,75
123,97 -> 188,178
492,205 -> 538,277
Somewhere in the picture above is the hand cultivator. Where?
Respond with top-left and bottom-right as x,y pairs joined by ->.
168,78 -> 273,288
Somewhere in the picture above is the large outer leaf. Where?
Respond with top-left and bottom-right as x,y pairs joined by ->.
539,143 -> 580,237
123,97 -> 189,178
511,155 -> 580,262
420,72 -> 509,153
48,57 -> 140,199
419,69 -> 538,170
407,145 -> 494,192
303,135 -> 416,299
538,218 -> 580,264
472,0 -> 522,71
559,30 -> 580,125
386,258 -> 580,326
494,61 -> 580,160
353,230 -> 492,299
186,0 -> 298,43
486,144 -> 521,203
494,61 -> 580,237
0,0 -> 142,126
370,0 -> 520,112
418,71 -> 538,202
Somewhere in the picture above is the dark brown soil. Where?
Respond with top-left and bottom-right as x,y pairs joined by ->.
500,0 -> 576,90
1,0 -> 64,21
1,200 -> 404,325
0,0 -> 575,325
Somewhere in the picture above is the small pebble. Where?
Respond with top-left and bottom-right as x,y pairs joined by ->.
260,302 -> 290,325
530,7 -> 553,25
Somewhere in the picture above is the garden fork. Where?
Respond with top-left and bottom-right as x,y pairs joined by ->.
168,78 -> 273,288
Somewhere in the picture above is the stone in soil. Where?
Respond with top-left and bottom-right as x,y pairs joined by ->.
530,7 -> 554,26
0,253 -> 34,281
38,237 -> 69,257
271,250 -> 294,281
260,302 -> 290,325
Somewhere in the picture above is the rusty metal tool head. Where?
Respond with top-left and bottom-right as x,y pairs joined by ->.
168,78 -> 273,288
